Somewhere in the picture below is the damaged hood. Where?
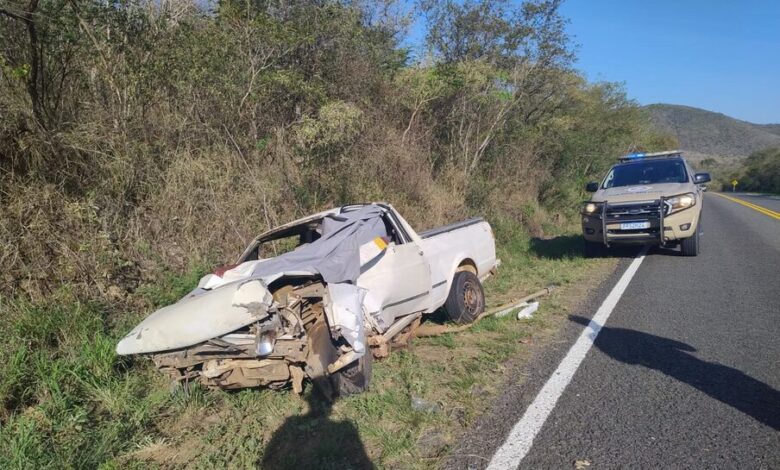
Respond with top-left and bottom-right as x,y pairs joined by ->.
116,205 -> 391,356
116,280 -> 273,355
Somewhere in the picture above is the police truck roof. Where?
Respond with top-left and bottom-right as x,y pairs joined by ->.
618,150 -> 683,163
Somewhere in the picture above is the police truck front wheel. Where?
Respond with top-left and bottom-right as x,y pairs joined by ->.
680,227 -> 700,257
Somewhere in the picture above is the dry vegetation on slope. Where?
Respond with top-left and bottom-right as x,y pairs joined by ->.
0,0 -> 672,300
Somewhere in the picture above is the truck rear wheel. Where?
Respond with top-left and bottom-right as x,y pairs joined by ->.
680,227 -> 700,256
444,271 -> 485,324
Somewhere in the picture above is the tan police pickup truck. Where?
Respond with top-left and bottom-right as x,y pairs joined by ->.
581,151 -> 711,257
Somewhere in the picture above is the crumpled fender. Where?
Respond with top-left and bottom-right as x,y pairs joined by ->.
324,283 -> 367,355
115,280 -> 273,355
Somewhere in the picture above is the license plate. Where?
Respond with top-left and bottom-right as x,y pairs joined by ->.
620,221 -> 650,230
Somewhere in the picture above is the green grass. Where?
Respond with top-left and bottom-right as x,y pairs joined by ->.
0,293 -> 167,468
488,217 -> 591,305
0,225 -> 614,469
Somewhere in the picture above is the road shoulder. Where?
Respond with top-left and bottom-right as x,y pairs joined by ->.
442,254 -> 633,469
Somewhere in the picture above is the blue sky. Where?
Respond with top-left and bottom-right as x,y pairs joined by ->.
403,0 -> 780,124
560,0 -> 779,124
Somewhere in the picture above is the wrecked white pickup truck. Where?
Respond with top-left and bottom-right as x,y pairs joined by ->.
117,203 -> 497,398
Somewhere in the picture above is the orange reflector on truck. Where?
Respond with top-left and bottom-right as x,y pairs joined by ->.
359,236 -> 389,265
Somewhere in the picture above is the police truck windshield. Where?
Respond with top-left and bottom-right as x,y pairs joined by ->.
602,159 -> 688,188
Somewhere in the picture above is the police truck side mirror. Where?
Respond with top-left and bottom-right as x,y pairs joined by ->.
585,182 -> 599,192
693,173 -> 711,184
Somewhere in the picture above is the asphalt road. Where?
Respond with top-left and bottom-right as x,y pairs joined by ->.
447,193 -> 780,469
727,191 -> 780,215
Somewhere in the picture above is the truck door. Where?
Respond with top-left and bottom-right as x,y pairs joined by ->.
357,239 -> 431,329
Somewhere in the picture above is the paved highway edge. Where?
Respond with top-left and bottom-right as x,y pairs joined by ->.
486,247 -> 648,470
712,193 -> 780,220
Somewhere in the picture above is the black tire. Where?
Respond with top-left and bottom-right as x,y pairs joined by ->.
680,225 -> 700,256
584,240 -> 604,258
331,350 -> 373,397
443,271 -> 485,324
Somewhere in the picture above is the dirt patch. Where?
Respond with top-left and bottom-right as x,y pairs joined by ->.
124,409 -> 233,466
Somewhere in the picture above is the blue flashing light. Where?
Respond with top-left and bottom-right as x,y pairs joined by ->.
626,152 -> 645,159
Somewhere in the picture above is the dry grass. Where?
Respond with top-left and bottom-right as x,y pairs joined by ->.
0,122 -> 486,301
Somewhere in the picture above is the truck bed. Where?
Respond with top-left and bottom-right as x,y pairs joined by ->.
419,217 -> 484,239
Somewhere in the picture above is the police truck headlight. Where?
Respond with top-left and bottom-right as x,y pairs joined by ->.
582,202 -> 603,215
665,193 -> 696,214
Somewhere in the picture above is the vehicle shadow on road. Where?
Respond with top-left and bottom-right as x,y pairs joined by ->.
569,315 -> 780,430
647,244 -> 681,257
260,388 -> 375,469
529,236 -> 640,259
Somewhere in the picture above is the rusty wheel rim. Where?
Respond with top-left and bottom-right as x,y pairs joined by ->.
462,279 -> 480,315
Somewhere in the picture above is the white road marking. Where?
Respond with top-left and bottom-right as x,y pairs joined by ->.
486,247 -> 648,469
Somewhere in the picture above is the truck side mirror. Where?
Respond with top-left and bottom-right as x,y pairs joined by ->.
585,182 -> 599,192
693,173 -> 711,184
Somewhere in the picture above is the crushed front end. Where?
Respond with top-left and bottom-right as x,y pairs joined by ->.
117,279 -> 361,398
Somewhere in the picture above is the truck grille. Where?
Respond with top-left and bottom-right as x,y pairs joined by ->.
602,199 -> 665,244
604,200 -> 662,221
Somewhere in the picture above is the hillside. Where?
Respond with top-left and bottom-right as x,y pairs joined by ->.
645,104 -> 780,158
757,123 -> 780,137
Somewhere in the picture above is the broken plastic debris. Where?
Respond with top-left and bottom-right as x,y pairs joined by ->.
574,458 -> 591,469
411,396 -> 441,413
493,300 -> 539,319
516,301 -> 539,319
493,304 -> 518,318
492,287 -> 553,318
